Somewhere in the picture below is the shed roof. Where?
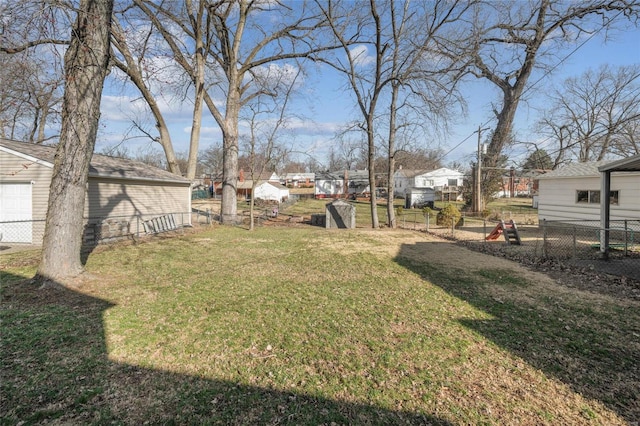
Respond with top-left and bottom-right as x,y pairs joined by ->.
598,153 -> 640,172
0,139 -> 190,185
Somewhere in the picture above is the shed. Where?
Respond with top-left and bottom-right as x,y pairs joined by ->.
325,199 -> 356,229
0,139 -> 192,245
404,187 -> 435,209
253,181 -> 290,202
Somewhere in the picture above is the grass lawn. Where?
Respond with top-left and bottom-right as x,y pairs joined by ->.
1,225 -> 638,425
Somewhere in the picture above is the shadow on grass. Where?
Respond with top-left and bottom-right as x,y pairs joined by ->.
0,271 -> 451,425
394,241 -> 640,423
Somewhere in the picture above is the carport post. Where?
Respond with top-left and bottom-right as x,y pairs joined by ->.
600,170 -> 611,260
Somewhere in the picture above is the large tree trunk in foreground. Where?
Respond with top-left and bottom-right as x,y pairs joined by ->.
37,0 -> 114,283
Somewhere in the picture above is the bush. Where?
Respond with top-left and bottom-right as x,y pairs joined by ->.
437,204 -> 462,227
422,206 -> 436,218
395,206 -> 404,216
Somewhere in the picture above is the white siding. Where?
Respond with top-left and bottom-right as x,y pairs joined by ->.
86,178 -> 191,219
538,173 -> 640,223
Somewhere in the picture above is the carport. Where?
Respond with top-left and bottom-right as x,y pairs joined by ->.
598,154 -> 640,259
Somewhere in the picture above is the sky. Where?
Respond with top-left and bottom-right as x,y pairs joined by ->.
95,17 -> 640,172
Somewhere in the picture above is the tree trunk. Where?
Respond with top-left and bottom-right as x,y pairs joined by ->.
386,82 -> 399,228
367,118 -> 379,228
220,84 -> 240,224
37,0 -> 114,283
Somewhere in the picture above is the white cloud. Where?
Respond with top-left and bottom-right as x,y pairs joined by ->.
348,45 -> 375,66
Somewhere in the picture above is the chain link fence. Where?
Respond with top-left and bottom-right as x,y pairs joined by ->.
0,211 -> 211,251
397,211 -> 640,281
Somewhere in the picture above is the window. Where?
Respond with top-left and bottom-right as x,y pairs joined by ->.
447,178 -> 457,187
610,190 -> 619,205
576,190 -> 619,205
576,190 -> 589,203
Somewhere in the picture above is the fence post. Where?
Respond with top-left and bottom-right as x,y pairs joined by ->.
572,226 -> 577,258
624,220 -> 629,256
483,219 -> 486,243
451,217 -> 455,236
542,219 -> 548,258
136,216 -> 140,238
426,213 -> 430,232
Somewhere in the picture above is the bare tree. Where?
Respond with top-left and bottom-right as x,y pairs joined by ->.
241,66 -> 300,230
318,0 -> 470,227
133,0 -> 338,224
538,64 -> 640,163
455,0 -> 640,203
37,0 -> 113,282
317,0 -> 388,227
0,48 -> 63,143
110,15 -> 182,175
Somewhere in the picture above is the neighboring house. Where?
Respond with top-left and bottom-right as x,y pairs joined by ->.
537,160 -> 640,224
496,170 -> 542,198
282,172 -> 315,188
315,171 -> 344,198
314,170 -> 370,199
0,139 -> 192,245
344,170 -> 370,196
394,167 -> 464,201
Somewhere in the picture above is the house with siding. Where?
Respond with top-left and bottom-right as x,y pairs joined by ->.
393,167 -> 464,201
0,139 -> 192,245
537,160 -> 640,224
314,171 -> 344,198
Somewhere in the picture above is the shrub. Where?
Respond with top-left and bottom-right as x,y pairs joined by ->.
422,206 -> 436,218
436,204 -> 462,227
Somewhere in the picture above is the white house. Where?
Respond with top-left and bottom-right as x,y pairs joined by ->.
315,172 -> 345,198
394,167 -> 464,201
282,172 -> 315,187
537,160 -> 640,224
0,139 -> 192,245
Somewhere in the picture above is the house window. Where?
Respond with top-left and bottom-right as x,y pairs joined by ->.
609,190 -> 619,205
428,179 -> 434,186
447,178 -> 457,187
576,190 -> 619,205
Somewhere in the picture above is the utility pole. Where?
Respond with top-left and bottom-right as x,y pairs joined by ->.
473,126 -> 490,213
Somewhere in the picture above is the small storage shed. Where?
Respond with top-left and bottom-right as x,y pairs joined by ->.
404,188 -> 435,209
0,139 -> 192,245
325,199 -> 356,229
253,181 -> 289,202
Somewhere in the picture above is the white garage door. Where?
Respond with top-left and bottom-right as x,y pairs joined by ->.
0,183 -> 33,243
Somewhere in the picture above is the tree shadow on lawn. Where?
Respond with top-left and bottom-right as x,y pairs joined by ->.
394,241 -> 640,423
0,271 -> 452,425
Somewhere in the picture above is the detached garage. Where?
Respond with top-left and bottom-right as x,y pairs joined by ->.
0,139 -> 192,245
537,160 -> 640,224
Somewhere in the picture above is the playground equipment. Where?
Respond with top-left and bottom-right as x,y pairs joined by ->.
486,219 -> 522,245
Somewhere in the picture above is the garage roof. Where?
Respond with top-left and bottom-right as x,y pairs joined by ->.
597,153 -> 640,172
0,139 -> 190,185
